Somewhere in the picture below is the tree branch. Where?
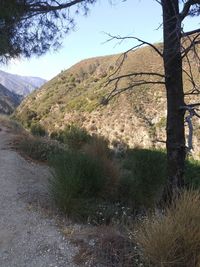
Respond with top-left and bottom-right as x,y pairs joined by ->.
107,72 -> 164,84
180,0 -> 200,21
24,0 -> 86,12
105,34 -> 163,58
182,28 -> 200,37
102,80 -> 165,104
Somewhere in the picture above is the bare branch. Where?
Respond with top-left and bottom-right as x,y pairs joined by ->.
103,80 -> 165,104
105,34 -> 163,58
180,0 -> 200,21
181,33 -> 200,58
106,72 -> 165,85
182,28 -> 200,37
106,45 -> 143,80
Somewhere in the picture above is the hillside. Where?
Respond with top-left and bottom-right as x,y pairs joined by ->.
15,44 -> 200,157
0,84 -> 21,114
0,70 -> 46,96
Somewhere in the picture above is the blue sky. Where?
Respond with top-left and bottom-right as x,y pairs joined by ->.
1,0 -> 199,80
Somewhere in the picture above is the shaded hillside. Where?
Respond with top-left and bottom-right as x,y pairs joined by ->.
0,70 -> 46,96
15,43 -> 200,157
0,84 -> 21,114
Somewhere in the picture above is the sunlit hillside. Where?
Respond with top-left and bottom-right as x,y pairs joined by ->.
15,41 -> 200,157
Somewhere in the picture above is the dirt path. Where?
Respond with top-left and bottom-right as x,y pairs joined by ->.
0,125 -> 78,267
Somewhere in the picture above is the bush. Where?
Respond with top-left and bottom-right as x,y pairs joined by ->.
135,190 -> 200,267
120,149 -> 167,208
82,136 -> 120,198
82,135 -> 110,159
30,122 -> 46,137
185,158 -> 200,189
50,124 -> 91,149
48,150 -> 107,217
17,136 -> 63,161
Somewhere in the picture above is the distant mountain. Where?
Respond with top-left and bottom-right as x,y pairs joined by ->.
0,70 -> 46,96
0,84 -> 21,114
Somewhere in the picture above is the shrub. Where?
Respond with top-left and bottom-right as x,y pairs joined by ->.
0,115 -> 23,132
135,190 -> 200,267
17,136 -> 63,161
82,135 -> 110,159
185,158 -> 200,189
82,136 -> 120,199
50,124 -> 91,149
48,150 -> 107,217
30,122 -> 46,136
120,149 -> 167,208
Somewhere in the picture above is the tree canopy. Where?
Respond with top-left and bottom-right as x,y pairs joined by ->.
0,0 -> 96,62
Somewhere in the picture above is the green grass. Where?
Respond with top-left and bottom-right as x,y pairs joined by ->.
120,148 -> 200,208
30,122 -> 46,136
48,150 -> 107,218
120,148 -> 167,208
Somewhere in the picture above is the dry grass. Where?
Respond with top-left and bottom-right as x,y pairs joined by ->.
0,115 -> 23,133
135,190 -> 200,267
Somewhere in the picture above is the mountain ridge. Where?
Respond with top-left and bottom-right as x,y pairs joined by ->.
0,84 -> 21,114
0,70 -> 46,96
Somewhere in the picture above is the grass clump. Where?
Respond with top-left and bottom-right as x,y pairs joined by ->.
82,136 -> 120,198
30,122 -> 46,137
135,190 -> 200,267
48,150 -> 107,218
120,148 -> 167,208
17,135 -> 63,161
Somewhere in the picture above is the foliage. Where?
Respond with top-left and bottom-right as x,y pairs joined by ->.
17,108 -> 38,128
48,150 -> 108,218
185,158 -> 200,189
0,115 -> 23,132
82,135 -> 120,198
30,122 -> 46,136
120,149 -> 167,208
135,190 -> 200,267
0,0 -> 97,62
17,135 -> 63,162
50,124 -> 91,149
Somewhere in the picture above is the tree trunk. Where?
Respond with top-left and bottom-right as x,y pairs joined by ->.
161,0 -> 186,202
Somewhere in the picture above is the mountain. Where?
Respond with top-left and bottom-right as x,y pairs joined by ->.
0,70 -> 46,96
15,42 -> 200,157
0,84 -> 21,114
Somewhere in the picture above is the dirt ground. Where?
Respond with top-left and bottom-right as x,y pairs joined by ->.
0,125 -> 78,267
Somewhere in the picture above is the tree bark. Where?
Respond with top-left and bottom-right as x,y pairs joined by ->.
161,0 -> 186,202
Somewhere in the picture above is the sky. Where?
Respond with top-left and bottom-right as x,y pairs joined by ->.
1,0 -> 199,80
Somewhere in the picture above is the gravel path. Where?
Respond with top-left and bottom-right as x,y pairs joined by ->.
0,126 -> 78,267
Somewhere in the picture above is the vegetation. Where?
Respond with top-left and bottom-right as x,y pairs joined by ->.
1,0 -> 199,263
0,0 -> 96,62
48,150 -> 108,218
0,84 -> 21,114
47,127 -> 200,222
17,135 -> 64,162
120,149 -> 167,208
50,124 -> 91,149
2,117 -> 200,266
136,190 -> 200,267
30,122 -> 46,137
